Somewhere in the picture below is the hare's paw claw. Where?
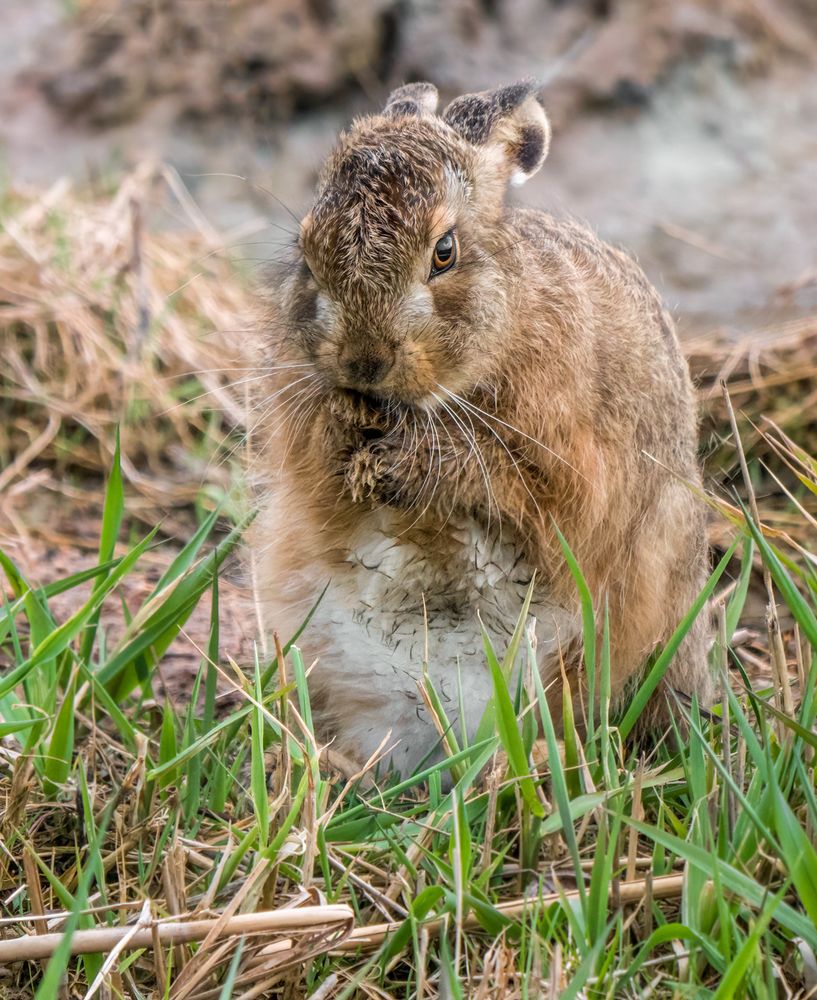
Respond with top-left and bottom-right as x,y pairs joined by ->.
345,440 -> 404,506
345,447 -> 384,504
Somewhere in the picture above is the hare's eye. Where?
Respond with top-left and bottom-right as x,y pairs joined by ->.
430,230 -> 458,277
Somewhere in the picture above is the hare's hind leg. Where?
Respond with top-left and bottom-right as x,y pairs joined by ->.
636,605 -> 715,735
614,489 -> 715,735
650,502 -> 715,727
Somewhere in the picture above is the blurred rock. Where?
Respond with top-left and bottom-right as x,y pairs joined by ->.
40,0 -> 392,125
35,0 -> 817,128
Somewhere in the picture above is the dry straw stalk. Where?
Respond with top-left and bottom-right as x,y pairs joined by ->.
0,904 -> 354,963
0,874 -> 683,964
339,873 -> 684,952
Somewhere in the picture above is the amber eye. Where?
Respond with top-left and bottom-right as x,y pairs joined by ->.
430,230 -> 458,277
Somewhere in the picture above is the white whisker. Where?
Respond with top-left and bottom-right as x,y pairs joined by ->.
438,385 -> 543,520
439,384 -> 587,482
394,411 -> 437,531
252,380 -> 319,452
159,371 -> 303,415
277,388 -> 323,471
431,390 -> 499,538
158,363 -> 312,381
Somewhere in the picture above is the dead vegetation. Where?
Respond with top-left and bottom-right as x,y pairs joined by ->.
0,164 -> 255,518
692,316 -> 817,489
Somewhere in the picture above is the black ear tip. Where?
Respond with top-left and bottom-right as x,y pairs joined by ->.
442,80 -> 550,180
496,82 -> 532,111
496,79 -> 543,110
442,93 -> 493,143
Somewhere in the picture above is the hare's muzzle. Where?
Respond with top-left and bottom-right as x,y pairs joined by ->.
337,344 -> 395,390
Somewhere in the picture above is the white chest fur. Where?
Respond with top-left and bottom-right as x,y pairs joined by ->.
305,510 -> 578,776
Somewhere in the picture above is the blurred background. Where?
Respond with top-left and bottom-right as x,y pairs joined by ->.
3,0 -> 817,334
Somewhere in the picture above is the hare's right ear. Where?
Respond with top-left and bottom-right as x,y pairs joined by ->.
384,82 -> 439,119
443,81 -> 550,185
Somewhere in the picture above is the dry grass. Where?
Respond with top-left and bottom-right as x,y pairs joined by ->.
0,164 -> 256,522
690,316 -> 817,515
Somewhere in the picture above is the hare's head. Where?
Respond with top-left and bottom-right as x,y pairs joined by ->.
279,81 -> 550,406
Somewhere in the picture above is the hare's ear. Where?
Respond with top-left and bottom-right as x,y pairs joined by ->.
384,82 -> 439,119
443,81 -> 550,185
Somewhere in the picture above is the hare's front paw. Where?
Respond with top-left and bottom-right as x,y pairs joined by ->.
328,390 -> 389,436
344,439 -> 406,506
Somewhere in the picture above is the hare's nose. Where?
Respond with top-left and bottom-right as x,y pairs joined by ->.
339,348 -> 394,387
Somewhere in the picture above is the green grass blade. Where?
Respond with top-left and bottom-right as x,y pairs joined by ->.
712,888 -> 786,1000
740,497 -> 817,648
158,699 -> 179,791
725,537 -> 754,641
182,673 -> 203,824
0,708 -> 47,739
152,504 -> 222,595
483,626 -> 544,819
553,524 -> 597,737
771,783 -> 817,928
628,817 -> 817,947
0,550 -> 57,648
473,579 -> 536,745
203,572 -> 219,732
0,550 -> 59,726
33,778 -> 119,998
217,938 -> 246,1000
76,661 -> 140,752
0,529 -> 158,700
79,427 -> 124,663
559,916 -> 615,1000
532,651 -> 585,903
43,671 -> 77,795
378,886 -> 446,967
98,516 -> 248,692
252,650 -> 270,846
0,557 -> 129,649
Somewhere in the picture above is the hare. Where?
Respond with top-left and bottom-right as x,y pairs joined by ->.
253,81 -> 712,779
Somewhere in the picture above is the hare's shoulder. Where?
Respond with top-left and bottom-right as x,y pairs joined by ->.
509,208 -> 638,274
508,208 -> 676,344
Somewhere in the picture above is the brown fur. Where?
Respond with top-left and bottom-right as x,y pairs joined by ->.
253,81 -> 712,770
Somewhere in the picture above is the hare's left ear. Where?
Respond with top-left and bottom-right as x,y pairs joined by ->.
443,81 -> 550,185
384,82 -> 439,119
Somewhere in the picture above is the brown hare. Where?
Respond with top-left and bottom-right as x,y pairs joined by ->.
253,80 -> 712,779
